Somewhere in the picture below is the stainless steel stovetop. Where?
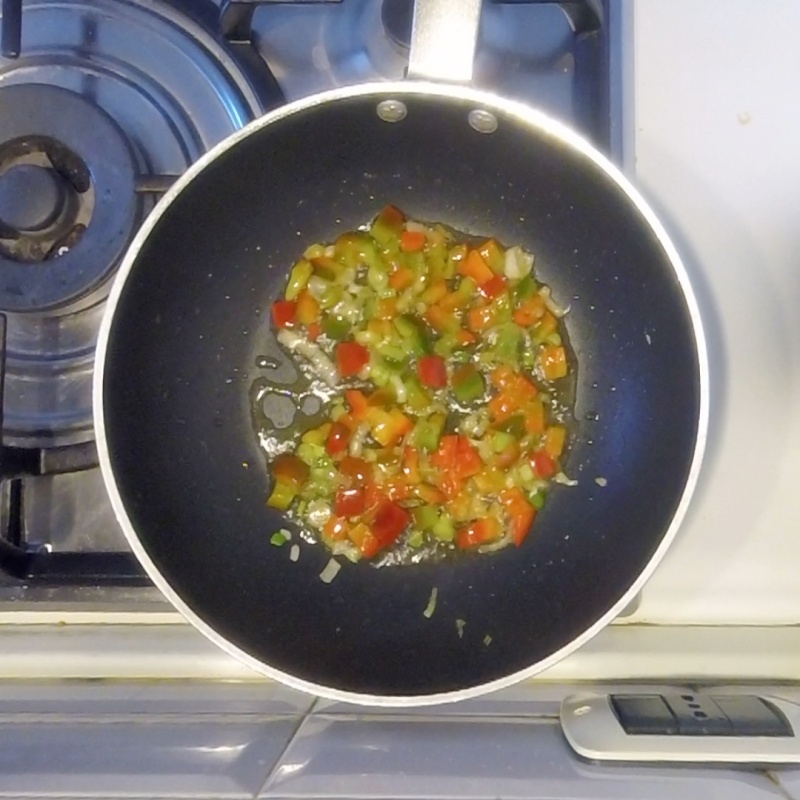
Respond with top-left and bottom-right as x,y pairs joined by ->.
0,0 -> 616,609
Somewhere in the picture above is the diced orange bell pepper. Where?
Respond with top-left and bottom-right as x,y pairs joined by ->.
367,407 -> 413,447
456,518 -> 501,549
400,229 -> 426,252
376,297 -> 398,320
413,483 -> 446,504
455,329 -> 477,346
420,278 -> 448,305
524,398 -> 546,435
534,311 -> 558,340
389,265 -> 415,291
324,516 -> 349,542
540,344 -> 567,380
271,454 -> 309,488
345,389 -> 369,421
425,304 -> 459,334
307,321 -> 322,341
477,239 -> 505,273
543,425 -> 567,458
467,304 -> 497,333
512,295 -> 545,327
499,487 -> 536,547
382,477 -> 411,502
295,290 -> 320,325
488,390 -> 519,422
458,249 -> 494,286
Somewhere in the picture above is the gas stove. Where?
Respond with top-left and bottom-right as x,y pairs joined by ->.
0,0 -> 615,610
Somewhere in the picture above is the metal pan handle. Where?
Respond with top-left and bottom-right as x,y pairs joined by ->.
407,0 -> 482,84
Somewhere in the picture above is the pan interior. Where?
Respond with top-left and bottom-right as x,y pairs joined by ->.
100,89 -> 702,699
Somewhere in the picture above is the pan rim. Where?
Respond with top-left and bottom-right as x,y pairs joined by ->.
93,80 -> 710,706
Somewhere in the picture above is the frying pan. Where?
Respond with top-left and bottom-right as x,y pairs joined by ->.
94,0 -> 708,704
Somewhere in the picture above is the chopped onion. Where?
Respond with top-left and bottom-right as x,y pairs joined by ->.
594,477 -> 608,487
277,329 -> 340,387
324,244 -> 335,257
456,618 -> 466,639
289,544 -> 300,562
405,220 -> 428,233
348,422 -> 370,457
307,275 -> 329,299
553,472 -> 578,487
390,374 -> 407,404
483,634 -> 492,646
503,245 -> 533,279
423,587 -> 438,619
539,285 -> 570,318
319,558 -> 341,584
479,532 -> 511,553
306,500 -> 331,528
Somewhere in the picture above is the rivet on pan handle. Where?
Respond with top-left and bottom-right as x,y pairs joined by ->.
407,0 -> 482,84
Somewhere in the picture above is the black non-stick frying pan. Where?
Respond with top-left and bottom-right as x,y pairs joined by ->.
94,0 -> 708,704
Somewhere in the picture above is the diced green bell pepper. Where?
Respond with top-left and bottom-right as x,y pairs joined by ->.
413,505 -> 439,531
404,374 -> 432,410
530,491 -> 547,510
491,431 -> 515,454
321,314 -> 351,340
393,314 -> 432,356
451,364 -> 486,404
285,259 -> 313,301
514,274 -> 538,301
412,412 -> 446,451
432,512 -> 455,542
334,232 -> 382,271
492,324 -> 522,367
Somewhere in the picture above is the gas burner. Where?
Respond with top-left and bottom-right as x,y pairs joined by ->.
0,0 -> 280,449
0,85 -> 137,311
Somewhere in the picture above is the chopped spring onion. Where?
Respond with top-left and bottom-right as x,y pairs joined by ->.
270,530 -> 290,547
422,587 -> 438,619
319,558 -> 341,583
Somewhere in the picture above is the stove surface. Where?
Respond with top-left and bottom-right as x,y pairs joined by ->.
0,0 -> 615,609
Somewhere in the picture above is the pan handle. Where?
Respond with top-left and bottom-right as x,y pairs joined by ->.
407,0 -> 482,84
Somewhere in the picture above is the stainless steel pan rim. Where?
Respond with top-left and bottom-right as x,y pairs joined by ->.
93,80 -> 710,706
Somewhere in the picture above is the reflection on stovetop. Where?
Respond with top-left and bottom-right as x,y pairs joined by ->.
0,0 -> 615,608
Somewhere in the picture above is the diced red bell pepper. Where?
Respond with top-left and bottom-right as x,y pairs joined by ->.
325,422 -> 350,456
456,518 -> 501,549
400,229 -> 426,252
480,276 -> 507,300
371,500 -> 411,548
500,487 -> 536,547
271,299 -> 297,328
307,321 -> 322,341
430,434 -> 459,469
334,487 -> 366,518
382,477 -> 411,502
454,436 -> 482,479
418,355 -> 447,388
338,456 -> 372,484
336,341 -> 369,377
458,249 -> 494,286
531,450 -> 557,478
